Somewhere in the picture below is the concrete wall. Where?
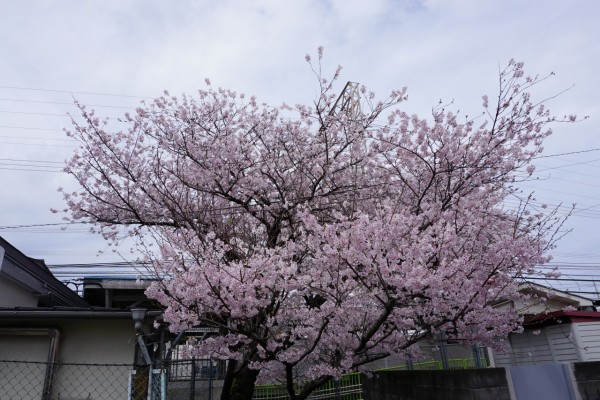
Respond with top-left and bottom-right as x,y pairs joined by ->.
53,319 -> 136,400
0,319 -> 135,363
362,368 -> 512,400
57,319 -> 136,363
362,362 -> 600,400
0,319 -> 137,400
169,380 -> 224,400
572,361 -> 600,400
0,331 -> 51,361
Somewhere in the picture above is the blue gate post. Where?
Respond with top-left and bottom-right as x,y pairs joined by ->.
439,334 -> 449,370
472,345 -> 483,369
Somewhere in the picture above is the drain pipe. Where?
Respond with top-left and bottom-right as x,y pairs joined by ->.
0,327 -> 61,400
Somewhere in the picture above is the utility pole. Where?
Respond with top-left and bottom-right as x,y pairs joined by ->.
329,81 -> 361,120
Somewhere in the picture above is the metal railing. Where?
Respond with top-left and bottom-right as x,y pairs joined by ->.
253,373 -> 362,400
167,357 -> 226,381
252,354 -> 489,400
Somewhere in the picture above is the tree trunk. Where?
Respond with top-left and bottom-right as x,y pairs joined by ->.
220,360 -> 237,400
220,361 -> 260,400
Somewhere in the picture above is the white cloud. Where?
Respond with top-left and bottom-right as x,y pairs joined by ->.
0,0 -> 598,269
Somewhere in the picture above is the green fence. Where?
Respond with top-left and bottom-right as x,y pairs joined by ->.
253,356 -> 488,400
253,372 -> 362,400
376,356 -> 487,372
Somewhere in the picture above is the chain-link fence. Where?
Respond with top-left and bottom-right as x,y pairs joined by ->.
0,359 -> 227,400
0,360 -> 136,400
1,345 -> 487,400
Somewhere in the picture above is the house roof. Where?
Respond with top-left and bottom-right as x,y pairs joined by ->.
0,306 -> 163,320
518,281 -> 594,308
0,236 -> 88,307
524,310 -> 600,327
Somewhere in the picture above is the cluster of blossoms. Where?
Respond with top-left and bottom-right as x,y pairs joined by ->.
62,57 -> 573,399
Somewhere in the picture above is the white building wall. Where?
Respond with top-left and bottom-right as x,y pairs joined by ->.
545,325 -> 579,363
491,349 -> 513,368
492,327 -> 568,367
509,329 -> 554,365
573,321 -> 600,362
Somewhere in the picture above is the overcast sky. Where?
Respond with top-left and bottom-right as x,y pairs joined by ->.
0,1 -> 598,291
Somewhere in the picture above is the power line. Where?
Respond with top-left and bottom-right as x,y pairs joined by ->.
524,276 -> 600,283
534,164 -> 600,181
533,148 -> 600,159
0,222 -> 89,230
0,109 -> 69,117
0,167 -> 63,172
0,141 -> 73,148
535,157 -> 600,173
0,124 -> 63,131
546,261 -> 600,266
0,163 -> 62,170
0,157 -> 64,164
520,184 -> 600,201
556,290 -> 600,295
0,97 -> 133,109
0,135 -> 73,142
0,84 -> 152,99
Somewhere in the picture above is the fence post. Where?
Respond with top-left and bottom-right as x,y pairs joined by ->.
439,339 -> 449,370
208,356 -> 213,400
147,368 -> 153,400
190,357 -> 196,400
472,345 -> 483,369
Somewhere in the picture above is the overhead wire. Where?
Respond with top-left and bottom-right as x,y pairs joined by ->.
0,97 -> 135,109
0,141 -> 73,148
1,87 -> 600,272
0,109 -> 69,117
0,84 -> 152,99
0,135 -> 73,142
532,148 -> 600,159
0,124 -> 63,131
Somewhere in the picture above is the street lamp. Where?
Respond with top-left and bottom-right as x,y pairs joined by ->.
131,308 -> 147,332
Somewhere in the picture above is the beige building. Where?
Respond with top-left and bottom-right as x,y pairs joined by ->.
0,236 -> 158,400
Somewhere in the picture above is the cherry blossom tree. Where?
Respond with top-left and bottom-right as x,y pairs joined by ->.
60,53 -> 575,400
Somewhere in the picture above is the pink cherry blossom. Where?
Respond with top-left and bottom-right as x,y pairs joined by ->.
61,55 -> 575,400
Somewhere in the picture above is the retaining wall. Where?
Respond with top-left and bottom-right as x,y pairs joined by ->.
362,368 -> 512,400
